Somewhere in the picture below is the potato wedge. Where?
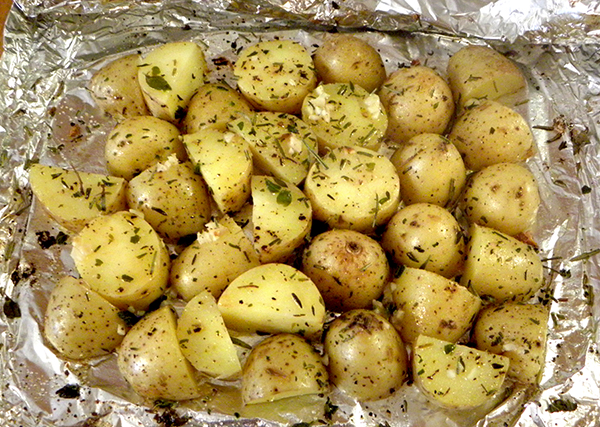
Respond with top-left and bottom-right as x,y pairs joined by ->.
117,306 -> 201,401
29,163 -> 126,232
138,41 -> 207,122
413,334 -> 510,409
71,211 -> 170,311
44,276 -> 127,360
217,263 -> 326,338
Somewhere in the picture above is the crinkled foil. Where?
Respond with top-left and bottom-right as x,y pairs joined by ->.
1,1 -> 599,426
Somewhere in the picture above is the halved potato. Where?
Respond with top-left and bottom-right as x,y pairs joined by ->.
29,163 -> 127,232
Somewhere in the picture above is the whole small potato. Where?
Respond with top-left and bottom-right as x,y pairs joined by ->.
324,309 -> 408,401
382,203 -> 465,279
105,116 -> 186,180
378,65 -> 454,144
302,229 -> 390,312
461,162 -> 540,236
390,133 -> 467,207
313,34 -> 387,93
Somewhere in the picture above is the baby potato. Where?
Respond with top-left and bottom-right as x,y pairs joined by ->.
313,34 -> 387,93
461,162 -> 541,236
304,146 -> 400,233
88,54 -> 150,121
300,83 -> 388,152
460,224 -> 544,303
324,309 -> 408,401
447,45 -> 527,110
387,267 -> 481,343
302,229 -> 389,312
117,306 -> 202,401
184,82 -> 254,134
126,157 -> 212,241
44,276 -> 127,360
71,211 -> 170,311
447,100 -> 534,171
473,302 -> 549,385
137,41 -> 207,122
378,65 -> 454,144
242,334 -> 329,405
390,133 -> 467,207
234,40 -> 317,114
170,216 -> 260,301
381,203 -> 465,279
105,115 -> 186,180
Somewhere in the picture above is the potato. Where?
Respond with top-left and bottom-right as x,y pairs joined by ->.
88,54 -> 150,121
447,45 -> 526,110
217,263 -> 326,338
117,306 -> 201,401
44,276 -> 127,360
170,216 -> 260,301
381,203 -> 465,279
71,211 -> 170,311
447,100 -> 535,171
228,112 -> 318,186
390,133 -> 467,207
460,224 -> 544,303
378,65 -> 454,144
313,34 -> 387,93
177,291 -> 242,379
473,302 -> 549,384
241,334 -> 328,405
105,115 -> 186,180
137,41 -> 207,122
387,267 -> 481,343
304,146 -> 400,233
301,229 -> 389,312
183,128 -> 253,214
413,334 -> 510,409
126,157 -> 212,240
29,163 -> 127,232
300,83 -> 388,152
251,175 -> 312,264
234,40 -> 317,114
461,162 -> 541,236
183,82 -> 254,133
324,309 -> 408,401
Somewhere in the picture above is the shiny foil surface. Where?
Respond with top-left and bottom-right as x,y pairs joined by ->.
1,1 -> 599,426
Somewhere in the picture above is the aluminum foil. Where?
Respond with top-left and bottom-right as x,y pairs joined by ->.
1,1 -> 600,426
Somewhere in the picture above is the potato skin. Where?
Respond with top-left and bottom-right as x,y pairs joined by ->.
324,309 -> 408,401
302,229 -> 389,312
378,65 -> 454,144
313,34 -> 387,93
461,162 -> 540,236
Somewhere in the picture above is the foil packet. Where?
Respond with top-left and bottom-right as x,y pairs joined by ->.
1,1 -> 600,426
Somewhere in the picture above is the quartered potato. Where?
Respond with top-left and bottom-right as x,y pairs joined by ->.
217,263 -> 326,338
105,115 -> 186,180
228,112 -> 318,186
324,309 -> 408,401
71,211 -> 170,311
137,41 -> 207,122
44,276 -> 127,360
301,83 -> 388,152
88,54 -> 150,121
304,146 -> 400,233
126,157 -> 212,241
241,333 -> 328,405
413,334 -> 510,409
313,34 -> 387,93
234,40 -> 317,114
29,163 -> 127,232
117,306 -> 202,401
170,216 -> 260,301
